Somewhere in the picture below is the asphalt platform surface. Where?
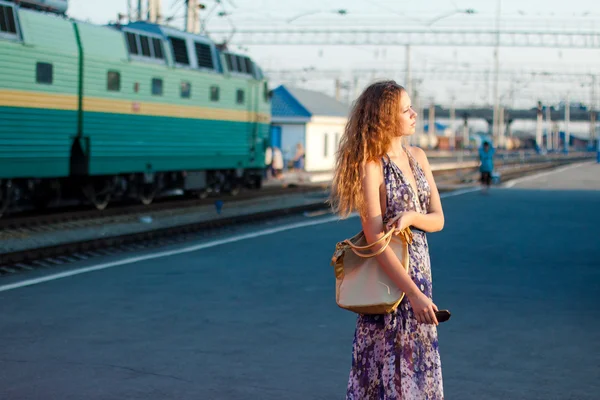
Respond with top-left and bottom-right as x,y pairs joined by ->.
0,163 -> 599,399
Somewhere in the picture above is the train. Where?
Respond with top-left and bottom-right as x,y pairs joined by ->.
0,0 -> 271,216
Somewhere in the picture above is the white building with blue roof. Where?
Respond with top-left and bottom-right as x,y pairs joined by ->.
270,85 -> 349,173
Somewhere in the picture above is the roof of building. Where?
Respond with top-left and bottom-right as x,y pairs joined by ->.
271,85 -> 349,119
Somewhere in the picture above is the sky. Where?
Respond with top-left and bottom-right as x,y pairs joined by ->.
65,0 -> 600,134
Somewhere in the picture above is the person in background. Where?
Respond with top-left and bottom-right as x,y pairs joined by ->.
479,140 -> 495,193
292,142 -> 306,183
264,146 -> 273,180
272,147 -> 284,179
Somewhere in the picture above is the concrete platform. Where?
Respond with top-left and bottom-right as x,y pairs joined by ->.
0,162 -> 599,399
505,161 -> 600,190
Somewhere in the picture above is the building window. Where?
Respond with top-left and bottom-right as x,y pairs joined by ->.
36,62 -> 53,84
152,78 -> 163,95
107,71 -> 120,91
210,86 -> 219,102
324,133 -> 329,157
236,89 -> 245,104
181,81 -> 191,98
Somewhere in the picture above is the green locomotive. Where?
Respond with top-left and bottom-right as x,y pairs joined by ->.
0,0 -> 271,215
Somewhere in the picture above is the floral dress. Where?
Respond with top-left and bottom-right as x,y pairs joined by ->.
346,147 -> 444,399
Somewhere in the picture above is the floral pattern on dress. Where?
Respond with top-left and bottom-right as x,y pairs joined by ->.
346,146 -> 444,399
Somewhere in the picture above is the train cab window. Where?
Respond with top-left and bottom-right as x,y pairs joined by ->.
140,36 -> 151,57
236,55 -> 246,73
152,38 -> 164,59
236,89 -> 245,104
0,5 -> 18,35
152,78 -> 163,96
225,54 -> 235,73
107,71 -> 120,91
194,42 -> 214,69
263,82 -> 269,102
36,62 -> 53,84
169,36 -> 190,65
180,81 -> 191,98
126,32 -> 138,55
244,58 -> 253,75
210,86 -> 219,102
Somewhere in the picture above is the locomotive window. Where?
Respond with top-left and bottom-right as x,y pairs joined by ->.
236,89 -> 245,104
169,36 -> 190,65
107,71 -> 120,91
263,82 -> 269,102
152,38 -> 164,59
225,54 -> 233,73
152,78 -> 163,96
0,5 -> 17,35
125,32 -> 138,55
236,55 -> 246,73
140,35 -> 151,57
210,86 -> 219,102
194,42 -> 213,69
244,58 -> 253,75
181,81 -> 191,98
36,62 -> 53,84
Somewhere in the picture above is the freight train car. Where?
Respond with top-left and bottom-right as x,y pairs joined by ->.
0,0 -> 271,215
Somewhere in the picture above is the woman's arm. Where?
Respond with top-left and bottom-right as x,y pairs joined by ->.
406,147 -> 445,233
359,160 -> 421,298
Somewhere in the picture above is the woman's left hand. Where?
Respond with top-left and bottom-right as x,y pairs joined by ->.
386,211 -> 416,233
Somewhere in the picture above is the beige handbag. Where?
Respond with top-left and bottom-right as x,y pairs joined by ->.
330,227 -> 413,314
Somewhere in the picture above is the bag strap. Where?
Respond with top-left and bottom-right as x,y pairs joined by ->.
342,228 -> 413,258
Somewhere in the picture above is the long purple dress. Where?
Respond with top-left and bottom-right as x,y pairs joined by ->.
346,147 -> 444,399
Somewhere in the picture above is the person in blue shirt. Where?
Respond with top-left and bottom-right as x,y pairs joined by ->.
478,141 -> 495,193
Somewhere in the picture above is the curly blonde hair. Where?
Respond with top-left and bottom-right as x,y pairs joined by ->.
329,80 -> 407,219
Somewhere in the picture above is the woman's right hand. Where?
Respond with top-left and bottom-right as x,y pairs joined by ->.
407,291 -> 439,325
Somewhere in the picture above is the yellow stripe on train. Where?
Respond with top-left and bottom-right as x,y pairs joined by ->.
0,89 -> 271,123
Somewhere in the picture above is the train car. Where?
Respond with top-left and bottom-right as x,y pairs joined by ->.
0,0 -> 271,215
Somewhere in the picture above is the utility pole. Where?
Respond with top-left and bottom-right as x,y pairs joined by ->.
185,0 -> 201,34
406,45 -> 412,100
536,101 -> 543,153
591,75 -> 597,151
428,102 -> 436,149
546,104 -> 552,151
564,93 -> 570,154
449,96 -> 456,151
492,0 -> 501,148
148,0 -> 161,23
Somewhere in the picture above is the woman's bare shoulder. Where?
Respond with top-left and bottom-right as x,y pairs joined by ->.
407,146 -> 430,165
361,159 -> 384,182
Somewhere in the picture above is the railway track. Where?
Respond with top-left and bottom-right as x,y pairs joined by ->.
0,184 -> 325,231
0,157 -> 592,277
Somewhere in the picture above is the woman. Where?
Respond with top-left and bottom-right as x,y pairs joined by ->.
330,80 -> 445,399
